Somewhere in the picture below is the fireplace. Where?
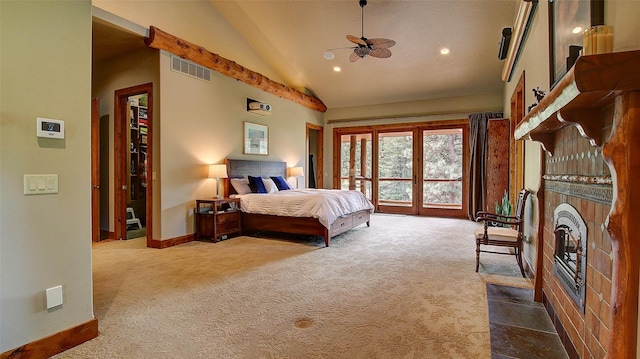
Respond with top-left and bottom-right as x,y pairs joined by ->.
513,51 -> 640,357
553,203 -> 587,312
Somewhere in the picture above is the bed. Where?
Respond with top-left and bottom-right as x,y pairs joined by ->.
223,159 -> 373,246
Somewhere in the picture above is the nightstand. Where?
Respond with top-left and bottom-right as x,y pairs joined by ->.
195,198 -> 241,242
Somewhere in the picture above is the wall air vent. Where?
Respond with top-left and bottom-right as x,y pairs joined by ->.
171,55 -> 211,81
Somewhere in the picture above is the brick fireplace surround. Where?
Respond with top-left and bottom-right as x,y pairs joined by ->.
515,50 -> 640,358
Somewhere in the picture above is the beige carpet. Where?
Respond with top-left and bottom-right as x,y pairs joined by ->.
55,214 -> 532,359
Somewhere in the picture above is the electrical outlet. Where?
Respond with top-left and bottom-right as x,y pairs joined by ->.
46,285 -> 63,309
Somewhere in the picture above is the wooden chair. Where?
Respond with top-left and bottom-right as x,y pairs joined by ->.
474,189 -> 530,277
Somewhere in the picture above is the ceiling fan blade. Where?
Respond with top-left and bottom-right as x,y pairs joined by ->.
327,46 -> 358,51
367,38 -> 396,49
347,35 -> 367,46
369,48 -> 392,58
349,51 -> 361,62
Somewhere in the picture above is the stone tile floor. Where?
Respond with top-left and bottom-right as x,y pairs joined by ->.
488,284 -> 569,359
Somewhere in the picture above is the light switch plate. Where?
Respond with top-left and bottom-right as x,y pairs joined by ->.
46,285 -> 63,309
24,174 -> 58,195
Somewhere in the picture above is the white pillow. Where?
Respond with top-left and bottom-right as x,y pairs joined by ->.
230,178 -> 251,195
262,178 -> 279,193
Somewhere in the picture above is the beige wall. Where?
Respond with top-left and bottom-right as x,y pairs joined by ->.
158,50 -> 323,239
0,0 -> 94,351
324,92 -> 503,123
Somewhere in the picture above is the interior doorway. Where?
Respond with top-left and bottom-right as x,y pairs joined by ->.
306,123 -> 323,188
510,72 -> 526,206
91,98 -> 100,242
114,83 -> 153,245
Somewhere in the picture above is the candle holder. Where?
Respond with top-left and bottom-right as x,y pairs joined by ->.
583,25 -> 613,55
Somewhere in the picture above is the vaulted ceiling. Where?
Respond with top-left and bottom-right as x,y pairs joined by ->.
93,1 -> 518,110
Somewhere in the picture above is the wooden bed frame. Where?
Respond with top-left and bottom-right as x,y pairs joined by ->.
223,159 -> 371,246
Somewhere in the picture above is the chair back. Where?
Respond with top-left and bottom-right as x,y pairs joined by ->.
514,189 -> 530,221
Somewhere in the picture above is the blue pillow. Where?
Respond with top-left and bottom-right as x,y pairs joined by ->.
247,176 -> 268,193
270,176 -> 291,191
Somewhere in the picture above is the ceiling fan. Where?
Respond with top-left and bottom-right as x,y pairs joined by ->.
325,0 -> 396,62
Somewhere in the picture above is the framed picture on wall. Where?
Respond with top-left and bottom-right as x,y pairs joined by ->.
243,122 -> 269,155
548,0 -> 604,88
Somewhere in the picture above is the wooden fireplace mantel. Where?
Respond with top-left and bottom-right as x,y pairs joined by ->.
516,50 -> 640,359
515,50 -> 640,154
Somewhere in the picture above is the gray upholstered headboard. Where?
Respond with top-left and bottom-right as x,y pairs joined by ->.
224,159 -> 287,195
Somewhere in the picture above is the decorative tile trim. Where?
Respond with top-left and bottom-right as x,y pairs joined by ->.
546,148 -> 601,163
544,179 -> 612,204
543,174 -> 612,185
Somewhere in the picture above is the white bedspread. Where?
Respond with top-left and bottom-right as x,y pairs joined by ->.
235,189 -> 374,228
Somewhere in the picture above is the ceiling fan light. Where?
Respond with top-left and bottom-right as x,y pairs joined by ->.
355,47 -> 370,57
323,51 -> 335,60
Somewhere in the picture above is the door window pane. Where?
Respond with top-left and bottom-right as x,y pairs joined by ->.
378,180 -> 412,205
378,131 -> 413,206
423,128 -> 463,208
339,133 -> 372,200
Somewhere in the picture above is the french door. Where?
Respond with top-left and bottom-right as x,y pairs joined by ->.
420,127 -> 466,217
334,121 -> 468,218
378,130 -> 415,214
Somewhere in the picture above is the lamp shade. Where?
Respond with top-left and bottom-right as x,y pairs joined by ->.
208,164 -> 228,179
288,166 -> 304,177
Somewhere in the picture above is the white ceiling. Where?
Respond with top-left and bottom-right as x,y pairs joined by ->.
93,0 -> 518,110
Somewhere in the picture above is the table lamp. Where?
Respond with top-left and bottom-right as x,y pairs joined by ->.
288,166 -> 304,188
208,164 -> 228,198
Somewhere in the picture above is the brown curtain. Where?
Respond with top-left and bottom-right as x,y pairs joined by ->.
468,112 -> 503,219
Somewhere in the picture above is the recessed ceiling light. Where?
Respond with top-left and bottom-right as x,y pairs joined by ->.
323,51 -> 335,60
333,66 -> 341,72
440,48 -> 450,55
572,26 -> 583,34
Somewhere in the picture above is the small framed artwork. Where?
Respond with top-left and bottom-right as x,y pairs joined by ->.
243,122 -> 269,155
548,0 -> 604,88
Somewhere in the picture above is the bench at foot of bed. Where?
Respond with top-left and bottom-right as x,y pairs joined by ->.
241,209 -> 371,247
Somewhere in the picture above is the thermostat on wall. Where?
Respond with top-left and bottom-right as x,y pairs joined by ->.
37,117 -> 64,139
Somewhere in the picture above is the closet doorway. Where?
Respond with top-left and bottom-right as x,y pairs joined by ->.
114,83 -> 153,245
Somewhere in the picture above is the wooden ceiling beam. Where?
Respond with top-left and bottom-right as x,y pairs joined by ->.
144,26 -> 327,113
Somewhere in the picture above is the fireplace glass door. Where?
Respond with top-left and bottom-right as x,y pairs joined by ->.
553,203 -> 588,312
